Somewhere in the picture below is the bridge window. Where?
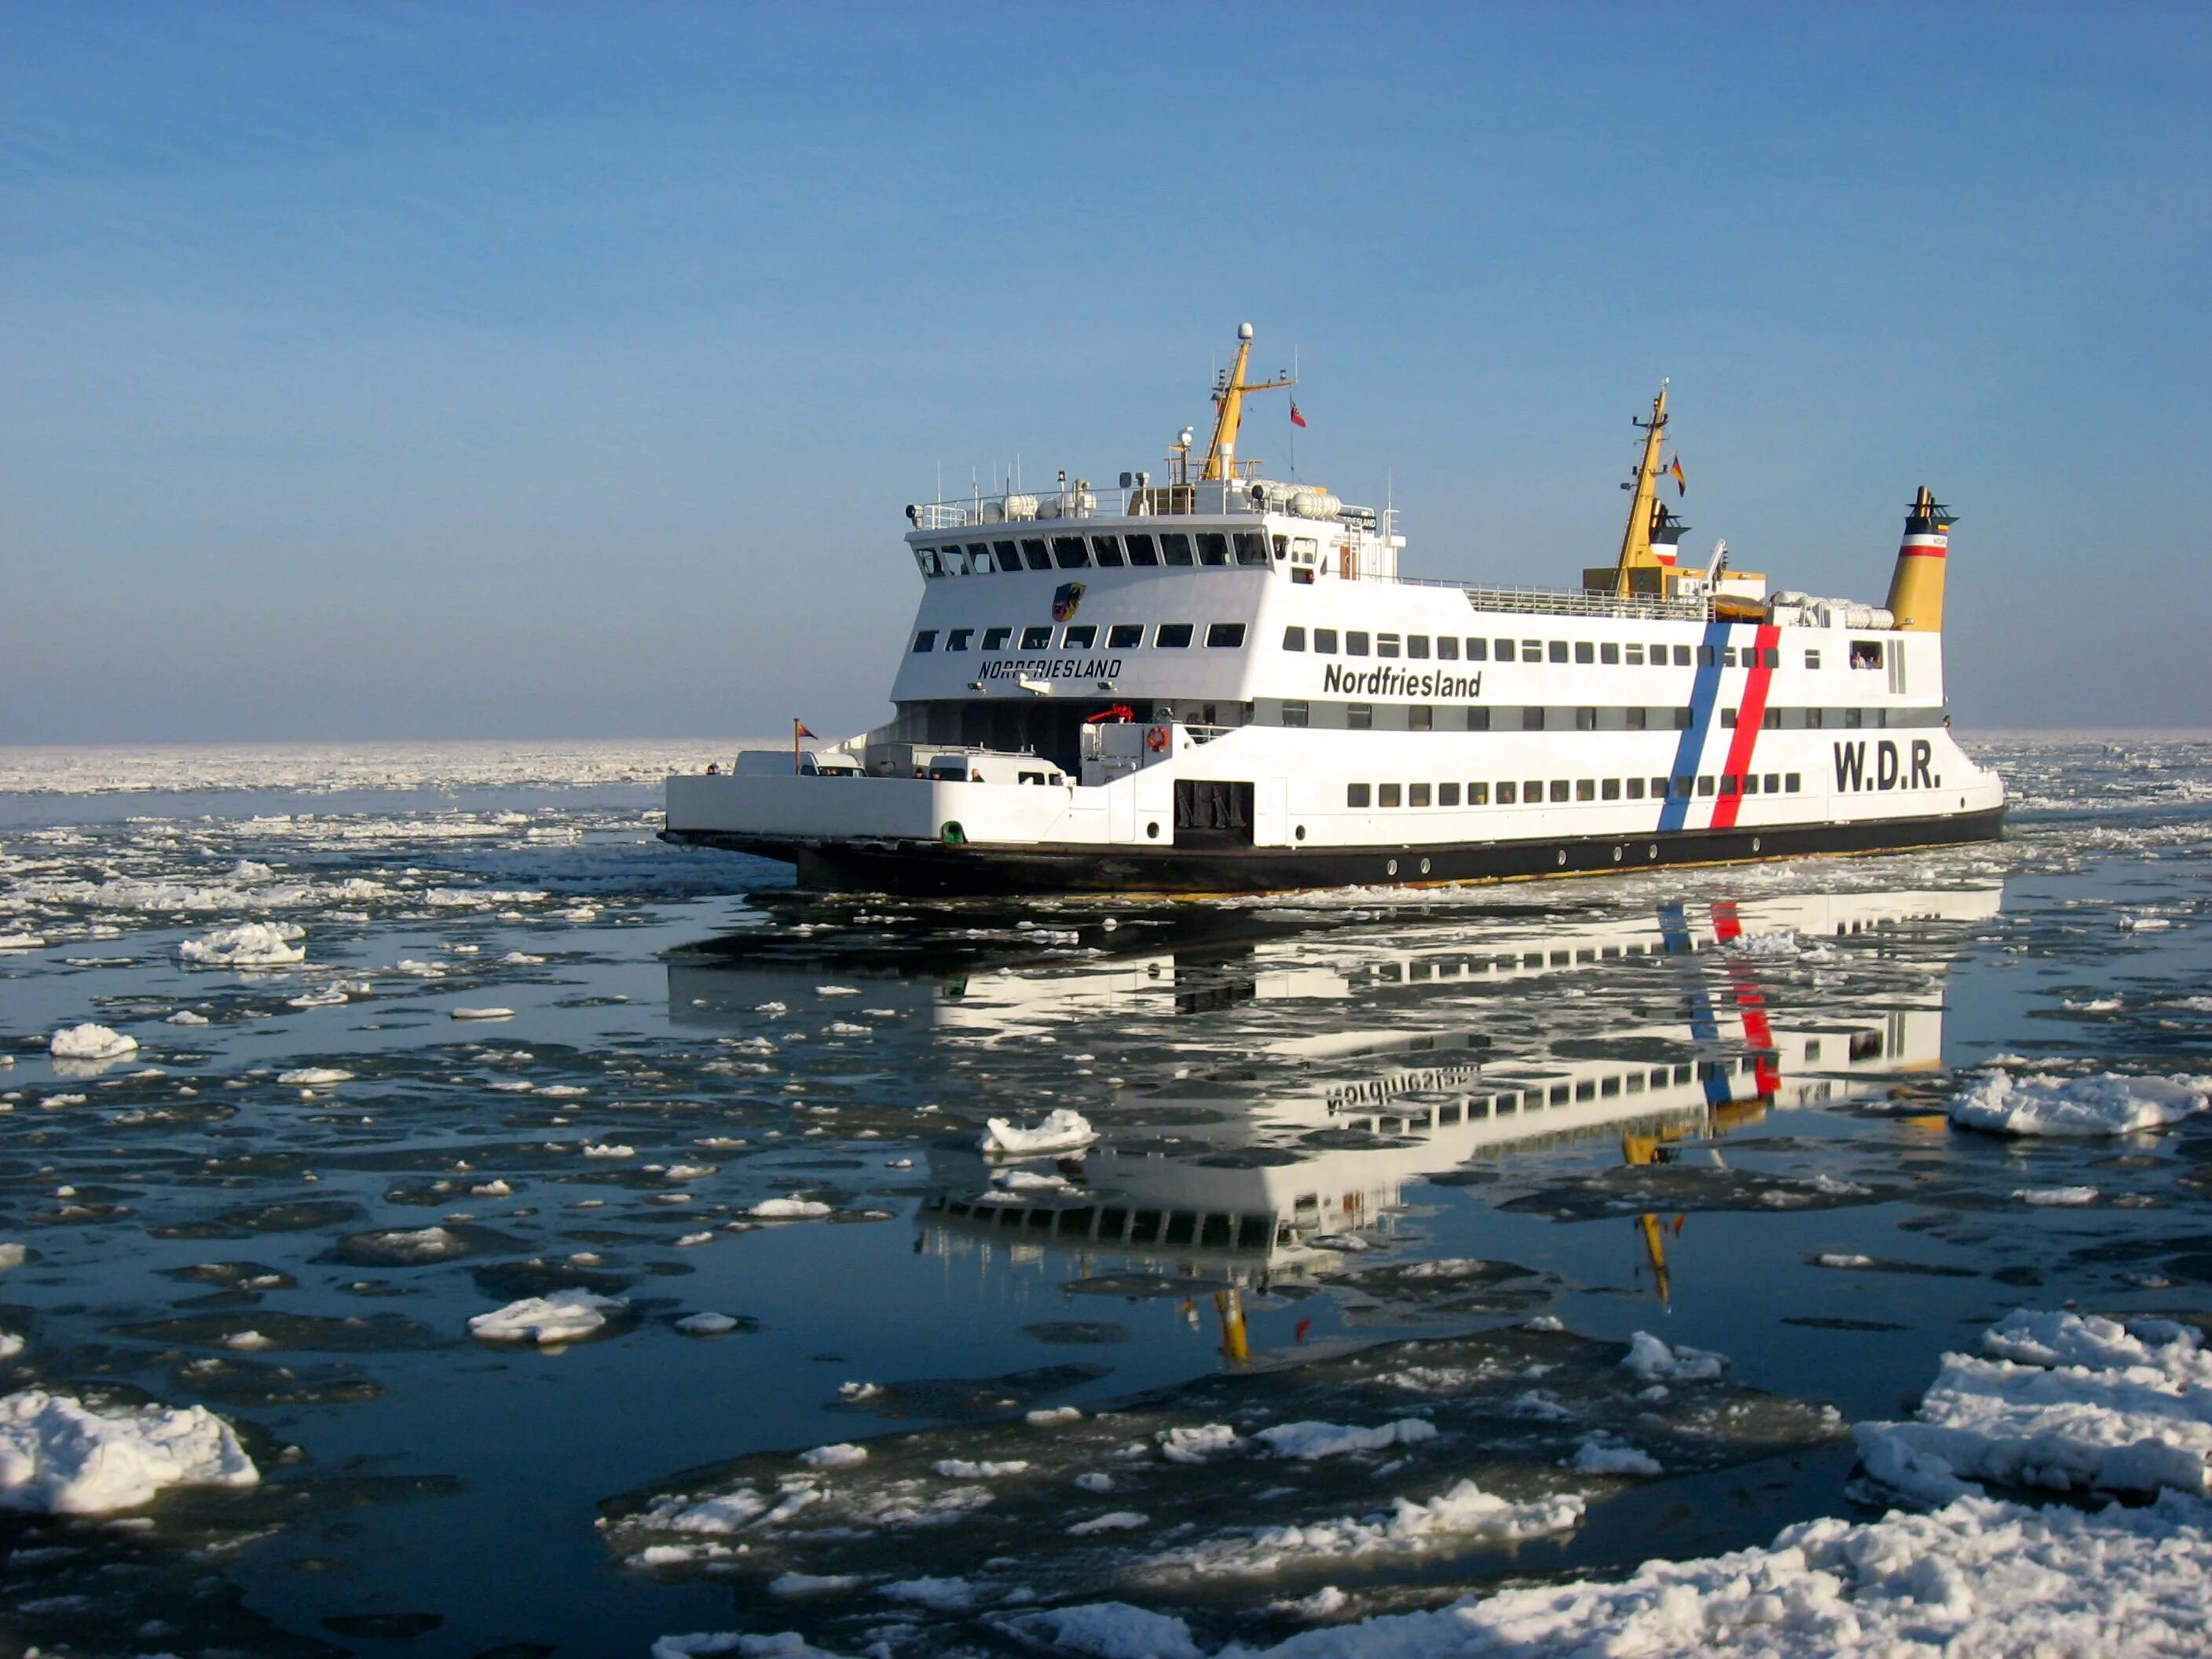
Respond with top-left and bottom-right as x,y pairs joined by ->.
1124,534 -> 1160,566
1064,624 -> 1097,649
1408,634 -> 1431,659
1346,631 -> 1371,655
1575,641 -> 1595,665
982,626 -> 1013,650
1206,623 -> 1247,648
1436,636 -> 1459,661
915,548 -> 942,577
966,543 -> 992,573
1161,533 -> 1195,566
1107,623 -> 1143,649
1021,625 -> 1053,650
1155,623 -> 1193,648
1091,535 -> 1125,567
1497,782 -> 1517,804
1283,625 -> 1306,650
1439,782 -> 1460,806
992,540 -> 1020,574
1378,784 -> 1401,808
912,630 -> 937,652
1346,783 -> 1372,808
1233,531 -> 1269,566
1020,538 -> 1051,570
1850,639 -> 1884,668
1348,704 -> 1372,729
1196,533 -> 1230,566
1053,537 -> 1090,569
1549,640 -> 1569,663
945,628 -> 973,652
1314,628 -> 1339,653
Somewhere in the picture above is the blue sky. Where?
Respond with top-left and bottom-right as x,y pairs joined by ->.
2,2 -> 2206,742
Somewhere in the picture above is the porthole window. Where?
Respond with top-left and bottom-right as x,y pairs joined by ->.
1146,821 -> 1159,839
1386,859 -> 1399,877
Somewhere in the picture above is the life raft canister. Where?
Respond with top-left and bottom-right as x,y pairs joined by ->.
1144,725 -> 1170,754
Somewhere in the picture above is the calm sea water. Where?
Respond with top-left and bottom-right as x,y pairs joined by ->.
0,734 -> 2207,1656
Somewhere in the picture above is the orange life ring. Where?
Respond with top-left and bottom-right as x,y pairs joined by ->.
1144,724 -> 1170,753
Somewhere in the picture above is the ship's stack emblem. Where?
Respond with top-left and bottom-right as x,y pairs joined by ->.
1050,582 -> 1085,621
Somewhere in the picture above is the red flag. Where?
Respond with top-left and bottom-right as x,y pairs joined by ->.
1289,401 -> 1307,429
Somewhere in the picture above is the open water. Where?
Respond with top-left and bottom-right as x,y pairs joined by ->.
0,734 -> 2207,1657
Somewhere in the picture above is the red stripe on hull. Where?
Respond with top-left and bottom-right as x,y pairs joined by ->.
1708,623 -> 1781,831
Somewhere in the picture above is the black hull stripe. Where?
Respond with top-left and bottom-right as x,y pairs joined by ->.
660,806 -> 2006,897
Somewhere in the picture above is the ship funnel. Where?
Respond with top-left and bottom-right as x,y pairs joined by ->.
1884,485 -> 1954,632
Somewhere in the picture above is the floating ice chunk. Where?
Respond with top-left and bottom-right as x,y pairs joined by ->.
467,1290 -> 625,1345
838,1381 -> 884,1401
0,1333 -> 23,1362
2013,1186 -> 2099,1207
223,1330 -> 274,1351
980,1109 -> 1097,1155
1074,1471 -> 1115,1493
501,950 -> 547,965
1567,1436 -> 1663,1476
1257,1419 -> 1438,1461
883,1576 -> 971,1608
178,922 -> 305,966
1158,1423 -> 1245,1463
749,1197 -> 831,1219
1027,1405 -> 1083,1426
1855,1309 -> 2212,1503
538,1084 -> 587,1097
1815,1253 -> 1877,1269
1390,1258 -> 1492,1280
452,1006 -> 516,1021
815,985 -> 861,997
1950,1069 -> 2212,1136
471,1180 -> 513,1196
1157,1478 -> 1584,1577
994,1169 -> 1075,1193
769,1572 -> 863,1596
650,1634 -> 841,1659
286,987 -> 349,1008
0,933 -> 46,951
1001,1602 -> 1200,1659
799,1442 -> 867,1468
1068,1510 -> 1149,1535
1269,1585 -> 1350,1621
583,1143 -> 636,1159
48,1024 -> 136,1061
755,1002 -> 788,1016
933,1458 -> 1030,1478
675,1232 -> 715,1247
1622,1331 -> 1727,1382
0,1246 -> 25,1271
0,1389 -> 258,1513
277,1068 -> 355,1086
1523,1315 -> 1565,1333
823,1021 -> 869,1036
362,1226 -> 466,1262
165,1009 -> 211,1027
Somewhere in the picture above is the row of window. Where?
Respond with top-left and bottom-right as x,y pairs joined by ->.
1278,702 -> 1906,731
1283,627 -> 1800,669
1344,772 -> 1804,808
917,532 -> 1274,577
915,622 -> 1245,654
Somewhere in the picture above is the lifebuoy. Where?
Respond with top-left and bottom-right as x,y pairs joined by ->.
1144,725 -> 1170,753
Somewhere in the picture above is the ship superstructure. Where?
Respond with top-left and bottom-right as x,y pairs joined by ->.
665,325 -> 2005,893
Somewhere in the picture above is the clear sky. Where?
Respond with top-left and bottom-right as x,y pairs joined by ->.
2,2 -> 2206,742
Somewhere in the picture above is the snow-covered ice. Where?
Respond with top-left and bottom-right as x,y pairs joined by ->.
750,1197 -> 832,1219
466,1290 -> 627,1345
980,1108 -> 1097,1155
47,1024 -> 136,1061
1621,1331 -> 1727,1382
1950,1068 -> 2212,1136
1254,1419 -> 1438,1461
177,921 -> 306,965
0,1389 -> 258,1514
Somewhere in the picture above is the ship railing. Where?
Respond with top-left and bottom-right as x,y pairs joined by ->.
910,480 -> 1288,530
1382,575 -> 1710,621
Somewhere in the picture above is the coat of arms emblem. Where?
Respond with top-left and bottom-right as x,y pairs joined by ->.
1050,582 -> 1085,623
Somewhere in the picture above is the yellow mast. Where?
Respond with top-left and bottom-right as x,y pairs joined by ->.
1200,322 -> 1295,482
1612,383 -> 1671,596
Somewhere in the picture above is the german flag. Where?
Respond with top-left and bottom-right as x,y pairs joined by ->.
1668,455 -> 1686,496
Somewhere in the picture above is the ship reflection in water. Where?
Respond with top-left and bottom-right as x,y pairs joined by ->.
668,884 -> 1998,1354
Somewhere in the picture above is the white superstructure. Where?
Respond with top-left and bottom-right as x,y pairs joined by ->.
665,326 -> 2004,894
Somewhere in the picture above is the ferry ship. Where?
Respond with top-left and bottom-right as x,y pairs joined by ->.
664,325 -> 2005,894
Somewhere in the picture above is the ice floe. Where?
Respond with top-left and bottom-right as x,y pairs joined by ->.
178,921 -> 306,965
276,1067 -> 355,1086
1949,1068 -> 2212,1136
980,1108 -> 1097,1155
750,1197 -> 833,1219
0,1389 -> 258,1513
2013,1186 -> 2099,1207
1855,1309 -> 2212,1503
47,1024 -> 136,1061
1254,1419 -> 1438,1461
1621,1331 -> 1727,1382
452,1006 -> 517,1021
467,1290 -> 627,1345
